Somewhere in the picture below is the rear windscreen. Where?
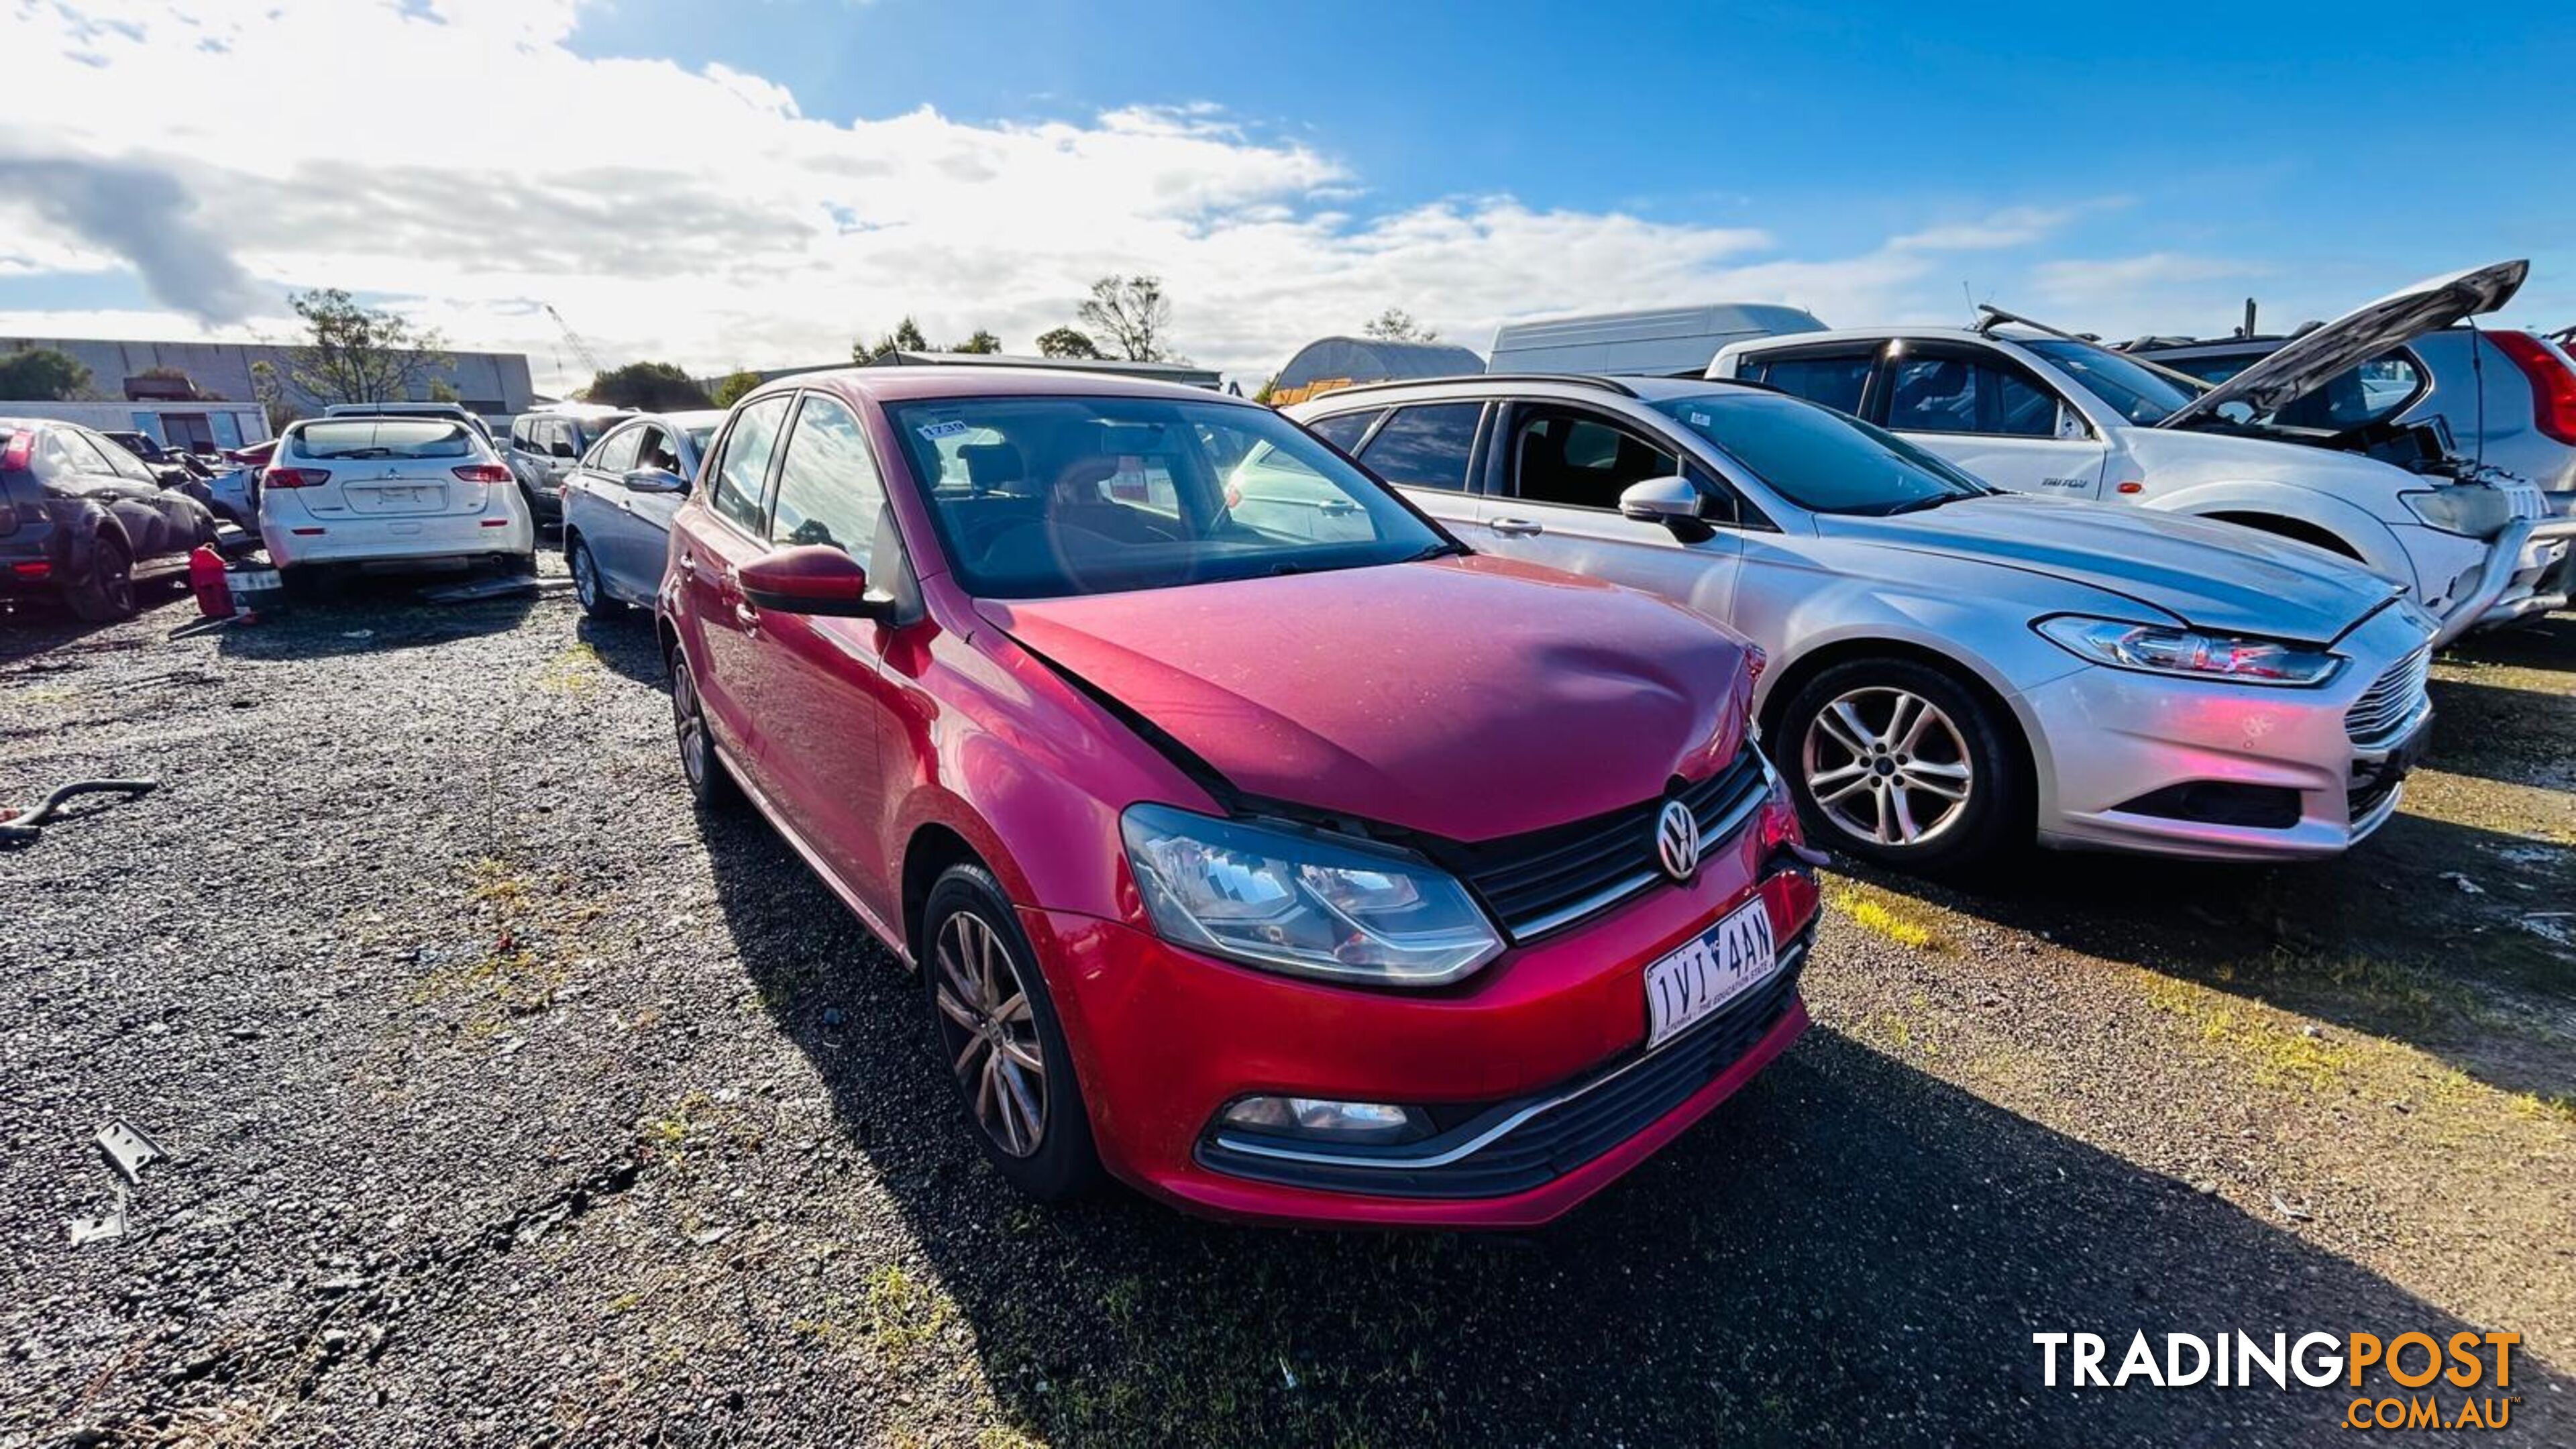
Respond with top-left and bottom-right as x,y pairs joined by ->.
292,421 -> 473,459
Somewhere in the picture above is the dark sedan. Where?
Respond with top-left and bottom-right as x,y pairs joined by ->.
1,419 -> 219,621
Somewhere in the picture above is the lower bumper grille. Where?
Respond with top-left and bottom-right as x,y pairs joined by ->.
1197,930 -> 1809,1200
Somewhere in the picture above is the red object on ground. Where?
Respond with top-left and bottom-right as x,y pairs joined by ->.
187,546 -> 233,619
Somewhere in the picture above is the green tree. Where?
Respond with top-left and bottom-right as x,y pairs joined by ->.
1034,326 -> 1102,360
951,329 -> 1002,355
248,360 -> 300,433
580,360 -> 712,410
0,347 -> 95,400
711,368 -> 763,408
284,287 -> 453,405
1362,307 -> 1437,343
854,317 -> 931,364
1075,276 -> 1177,362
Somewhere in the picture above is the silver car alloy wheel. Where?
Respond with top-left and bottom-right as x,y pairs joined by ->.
1801,686 -> 1974,847
932,910 -> 1049,1158
572,541 -> 600,608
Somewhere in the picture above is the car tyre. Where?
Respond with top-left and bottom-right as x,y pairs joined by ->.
667,645 -> 742,811
920,862 -> 1101,1201
65,534 -> 137,622
568,536 -> 625,618
1777,655 -> 2023,875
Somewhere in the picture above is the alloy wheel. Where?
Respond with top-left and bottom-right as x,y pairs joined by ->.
1801,685 -> 1974,847
931,909 -> 1049,1158
572,542 -> 600,608
101,548 -> 134,615
671,657 -> 709,789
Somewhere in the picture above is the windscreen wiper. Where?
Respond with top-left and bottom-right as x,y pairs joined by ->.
1401,541 -> 1472,561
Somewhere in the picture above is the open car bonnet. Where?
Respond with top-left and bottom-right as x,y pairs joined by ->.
2154,260 -> 2528,430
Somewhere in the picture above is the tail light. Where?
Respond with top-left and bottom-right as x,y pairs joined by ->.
1,433 -> 31,471
264,466 -> 330,489
452,464 -> 511,484
2489,331 -> 2576,447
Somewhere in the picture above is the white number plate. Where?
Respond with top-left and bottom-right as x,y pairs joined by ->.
1644,896 -> 1779,1051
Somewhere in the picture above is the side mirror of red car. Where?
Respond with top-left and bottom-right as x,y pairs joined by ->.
738,545 -> 895,621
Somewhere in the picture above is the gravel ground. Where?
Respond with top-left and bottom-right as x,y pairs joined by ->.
1,564 -> 2569,1448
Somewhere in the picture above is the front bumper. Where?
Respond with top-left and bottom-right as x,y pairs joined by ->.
1025,825 -> 1821,1228
2025,603 -> 2433,863
2437,518 -> 2576,644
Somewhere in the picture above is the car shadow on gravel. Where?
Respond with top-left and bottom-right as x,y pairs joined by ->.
1843,804 -> 2576,1102
573,612 -> 669,687
205,572 -> 541,661
2445,614 -> 2576,678
698,807 -> 2566,1447
0,586 -> 195,662
2420,675 -> 2575,790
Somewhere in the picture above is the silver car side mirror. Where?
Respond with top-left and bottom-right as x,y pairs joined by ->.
1617,475 -> 1704,524
622,467 -> 687,494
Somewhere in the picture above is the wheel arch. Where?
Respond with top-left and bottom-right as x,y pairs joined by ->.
1758,635 -> 2040,835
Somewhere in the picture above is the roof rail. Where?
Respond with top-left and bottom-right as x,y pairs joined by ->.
1299,372 -> 1642,402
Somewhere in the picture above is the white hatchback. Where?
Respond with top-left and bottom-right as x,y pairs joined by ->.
260,415 -> 535,577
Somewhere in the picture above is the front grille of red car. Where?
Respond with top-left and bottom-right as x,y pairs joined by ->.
1195,928 -> 1808,1200
1432,749 -> 1772,942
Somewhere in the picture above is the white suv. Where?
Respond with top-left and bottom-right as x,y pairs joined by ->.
259,415 -> 535,578
1711,265 -> 2569,646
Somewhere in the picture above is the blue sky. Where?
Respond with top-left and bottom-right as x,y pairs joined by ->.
564,0 -> 2576,319
6,0 -> 2573,387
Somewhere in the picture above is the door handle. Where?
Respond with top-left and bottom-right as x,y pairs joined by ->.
1488,517 -> 1546,537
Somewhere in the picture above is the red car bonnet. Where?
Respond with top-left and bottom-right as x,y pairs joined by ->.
975,552 -> 1754,844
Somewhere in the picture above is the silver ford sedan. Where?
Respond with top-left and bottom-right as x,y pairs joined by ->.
1285,375 -> 2437,873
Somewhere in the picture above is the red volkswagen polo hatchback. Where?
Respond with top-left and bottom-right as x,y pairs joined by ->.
657,367 -> 1821,1228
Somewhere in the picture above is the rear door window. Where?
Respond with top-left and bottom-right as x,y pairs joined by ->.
1356,402 -> 1481,490
1739,352 -> 1874,415
708,396 -> 792,534
1305,409 -> 1383,458
767,394 -> 885,559
1883,355 -> 2068,437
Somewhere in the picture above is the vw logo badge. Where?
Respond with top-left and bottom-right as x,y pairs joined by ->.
1656,799 -> 1701,882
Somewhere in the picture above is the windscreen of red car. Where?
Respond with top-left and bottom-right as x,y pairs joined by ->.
885,396 -> 1454,598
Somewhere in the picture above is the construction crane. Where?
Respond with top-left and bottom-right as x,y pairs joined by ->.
543,303 -> 606,379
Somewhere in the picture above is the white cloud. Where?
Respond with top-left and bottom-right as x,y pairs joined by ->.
0,0 -> 2112,388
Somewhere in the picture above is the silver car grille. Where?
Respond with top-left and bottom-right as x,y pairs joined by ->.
2345,649 -> 2430,749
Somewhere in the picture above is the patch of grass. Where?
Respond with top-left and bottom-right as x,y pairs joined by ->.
860,1265 -> 953,1358
2512,1092 -> 2576,1126
1829,886 -> 1943,951
539,641 -> 604,696
2142,971 -> 2351,1091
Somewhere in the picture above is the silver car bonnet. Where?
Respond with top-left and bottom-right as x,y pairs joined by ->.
1814,495 -> 2400,644
2153,260 -> 2526,429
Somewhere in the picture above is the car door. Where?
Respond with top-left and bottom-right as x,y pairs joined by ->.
1868,340 -> 2109,499
617,422 -> 693,602
1348,400 -> 1487,533
737,391 -> 908,912
1474,400 -> 1748,623
671,394 -> 794,788
571,423 -> 647,596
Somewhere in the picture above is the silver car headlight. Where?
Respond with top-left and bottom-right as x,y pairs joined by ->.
2035,615 -> 2343,687
2400,486 -> 2512,539
1119,803 -> 1503,987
